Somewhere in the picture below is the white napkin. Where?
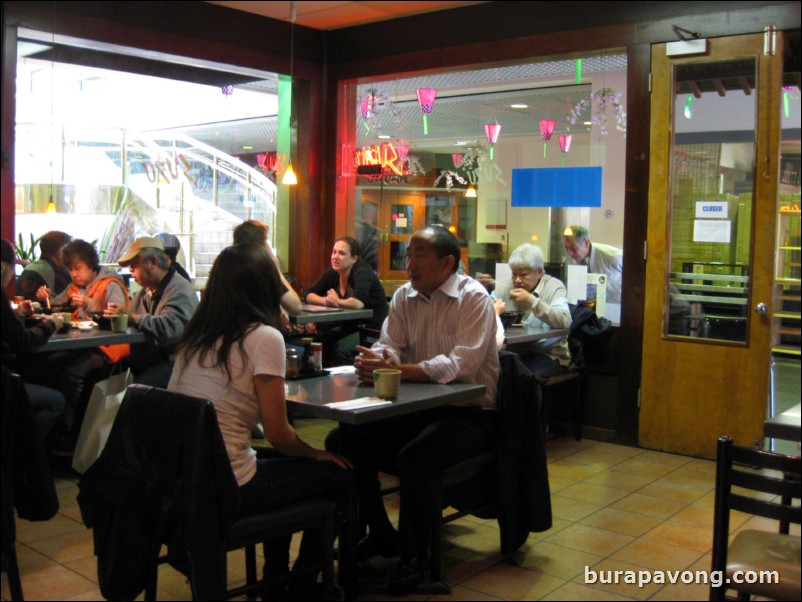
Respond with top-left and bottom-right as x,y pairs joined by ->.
326,365 -> 357,375
325,397 -> 392,410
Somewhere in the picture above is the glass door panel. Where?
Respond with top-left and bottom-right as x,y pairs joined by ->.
665,59 -> 757,343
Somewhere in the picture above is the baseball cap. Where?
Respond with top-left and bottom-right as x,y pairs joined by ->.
1,238 -> 26,266
117,236 -> 165,267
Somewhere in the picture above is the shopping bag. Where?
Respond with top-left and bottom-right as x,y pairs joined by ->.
72,367 -> 133,474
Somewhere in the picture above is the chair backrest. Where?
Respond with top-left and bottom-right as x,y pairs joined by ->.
714,436 -> 801,524
712,436 -> 801,571
78,384 -> 240,600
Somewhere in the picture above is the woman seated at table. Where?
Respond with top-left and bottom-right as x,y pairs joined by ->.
305,236 -> 388,365
36,239 -> 130,448
492,243 -> 572,382
169,244 -> 351,596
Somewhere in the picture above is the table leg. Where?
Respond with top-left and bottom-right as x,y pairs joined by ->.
338,422 -> 359,600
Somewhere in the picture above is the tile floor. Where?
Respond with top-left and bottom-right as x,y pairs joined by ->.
2,419 -> 798,601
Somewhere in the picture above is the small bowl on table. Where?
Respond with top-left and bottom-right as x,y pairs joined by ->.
500,311 -> 524,329
90,312 -> 112,331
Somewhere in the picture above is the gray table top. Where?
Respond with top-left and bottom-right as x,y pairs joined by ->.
285,371 -> 486,425
40,327 -> 147,352
764,403 -> 801,443
503,323 -> 569,345
290,305 -> 374,325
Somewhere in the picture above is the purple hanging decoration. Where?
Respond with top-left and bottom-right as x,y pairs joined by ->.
221,84 -> 234,96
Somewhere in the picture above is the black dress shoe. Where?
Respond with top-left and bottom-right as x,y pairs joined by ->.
387,561 -> 426,595
357,531 -> 400,560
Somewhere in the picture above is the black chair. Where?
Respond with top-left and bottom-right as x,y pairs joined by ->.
379,351 -> 552,593
78,384 -> 338,601
1,367 -> 60,602
710,435 -> 801,601
358,323 -> 382,348
540,370 -> 583,440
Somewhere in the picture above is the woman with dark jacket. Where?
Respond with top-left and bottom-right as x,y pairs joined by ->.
305,236 -> 388,365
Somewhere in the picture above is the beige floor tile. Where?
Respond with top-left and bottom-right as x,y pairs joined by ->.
635,450 -> 692,469
648,581 -> 712,600
551,495 -> 607,522
15,513 -> 84,544
637,480 -> 711,505
527,516 -> 573,541
661,465 -> 716,487
13,542 -> 58,573
542,580 -> 638,600
610,493 -> 688,520
443,522 -> 506,558
429,583 -> 505,600
581,508 -> 662,538
548,473 -> 576,493
517,540 -> 606,580
611,458 -> 678,479
640,520 -> 713,553
547,459 -> 608,481
611,539 -> 704,572
555,481 -> 631,505
586,442 -> 644,459
575,558 -> 664,600
26,526 -> 96,564
441,553 -> 502,587
1,564 -> 97,601
560,448 -> 628,467
545,523 -> 635,557
460,562 -> 566,600
61,587 -> 107,600
584,469 -> 657,492
62,555 -> 99,584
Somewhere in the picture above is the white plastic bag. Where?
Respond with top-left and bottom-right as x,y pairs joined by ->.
72,368 -> 133,474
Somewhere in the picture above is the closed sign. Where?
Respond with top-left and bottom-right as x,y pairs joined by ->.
695,201 -> 728,218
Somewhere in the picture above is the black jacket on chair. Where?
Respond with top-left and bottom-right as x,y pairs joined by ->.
78,385 -> 241,601
1,366 -> 59,568
495,351 -> 552,554
448,352 -> 552,555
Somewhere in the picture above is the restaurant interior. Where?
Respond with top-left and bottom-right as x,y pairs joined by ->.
2,1 -> 800,600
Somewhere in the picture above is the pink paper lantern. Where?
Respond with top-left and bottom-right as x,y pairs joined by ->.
558,134 -> 572,165
416,88 -> 438,135
360,94 -> 373,119
452,153 -> 464,168
484,123 -> 501,160
396,144 -> 410,162
484,123 -> 501,144
539,119 -> 556,157
539,119 -> 556,141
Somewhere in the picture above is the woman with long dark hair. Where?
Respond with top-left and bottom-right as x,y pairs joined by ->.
305,236 -> 388,365
169,243 -> 350,595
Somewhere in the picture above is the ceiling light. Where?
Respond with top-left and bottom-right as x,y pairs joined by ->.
510,104 -> 528,109
377,135 -> 391,139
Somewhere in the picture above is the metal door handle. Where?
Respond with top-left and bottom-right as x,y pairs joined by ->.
754,302 -> 768,315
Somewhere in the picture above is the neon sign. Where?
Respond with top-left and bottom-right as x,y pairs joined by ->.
354,142 -> 405,177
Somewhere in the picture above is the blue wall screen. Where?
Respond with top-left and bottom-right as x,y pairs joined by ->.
511,166 -> 602,207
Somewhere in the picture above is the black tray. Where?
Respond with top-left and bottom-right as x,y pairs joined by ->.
285,369 -> 331,381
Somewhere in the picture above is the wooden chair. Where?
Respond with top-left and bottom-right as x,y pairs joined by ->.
710,435 -> 801,601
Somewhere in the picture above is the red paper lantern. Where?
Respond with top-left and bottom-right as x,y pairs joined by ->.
484,123 -> 502,159
539,119 -> 556,157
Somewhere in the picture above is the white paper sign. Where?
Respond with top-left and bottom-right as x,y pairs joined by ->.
566,264 -> 588,302
494,262 -> 511,286
693,219 -> 731,243
395,216 -> 408,228
695,201 -> 728,219
587,273 -> 607,317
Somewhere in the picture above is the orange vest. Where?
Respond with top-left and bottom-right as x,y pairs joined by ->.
68,276 -> 131,363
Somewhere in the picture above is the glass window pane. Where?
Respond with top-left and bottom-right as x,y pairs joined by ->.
665,59 -> 756,342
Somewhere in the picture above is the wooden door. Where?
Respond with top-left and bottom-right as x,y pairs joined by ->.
640,33 -> 783,459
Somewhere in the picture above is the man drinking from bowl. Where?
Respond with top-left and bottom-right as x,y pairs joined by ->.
492,243 -> 572,382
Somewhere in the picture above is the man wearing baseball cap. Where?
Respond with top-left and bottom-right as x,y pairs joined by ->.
106,236 -> 198,387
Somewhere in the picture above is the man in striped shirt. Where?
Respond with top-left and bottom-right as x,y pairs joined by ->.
348,225 -> 499,593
